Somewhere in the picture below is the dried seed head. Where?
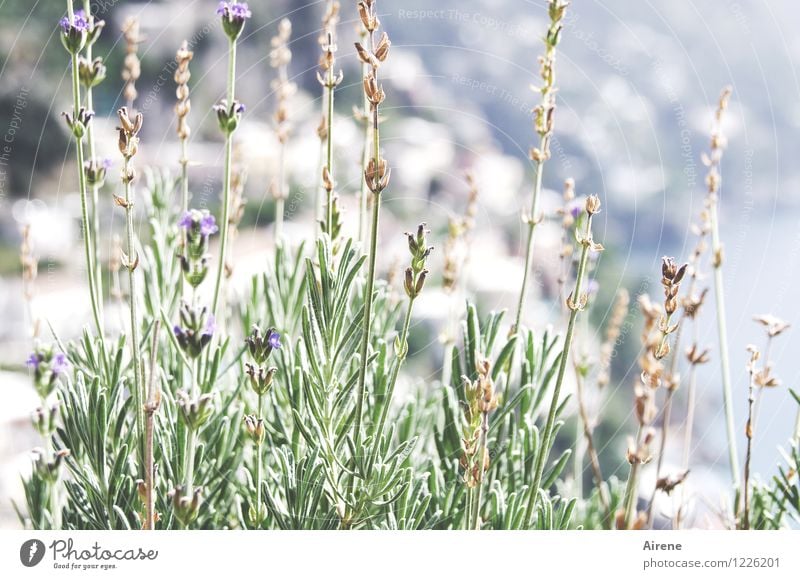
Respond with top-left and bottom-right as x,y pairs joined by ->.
753,314 -> 790,338
584,194 -> 601,215
174,40 -> 194,143
121,17 -> 142,106
656,470 -> 689,495
374,32 -> 391,63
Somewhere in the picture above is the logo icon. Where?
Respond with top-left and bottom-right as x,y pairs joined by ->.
20,539 -> 46,567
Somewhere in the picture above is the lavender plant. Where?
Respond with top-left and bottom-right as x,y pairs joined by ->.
13,0 -> 799,535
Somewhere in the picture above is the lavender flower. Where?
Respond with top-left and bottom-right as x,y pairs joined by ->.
51,352 -> 70,376
268,331 -> 282,350
84,158 -> 111,187
200,214 -> 219,237
213,99 -> 246,135
25,347 -> 70,399
202,314 -> 217,338
59,9 -> 89,33
179,210 -> 217,288
178,211 -> 194,230
59,9 -> 89,53
217,2 -> 251,40
246,326 -> 281,364
216,2 -> 252,19
174,302 -> 214,358
180,209 -> 219,237
26,352 -> 42,371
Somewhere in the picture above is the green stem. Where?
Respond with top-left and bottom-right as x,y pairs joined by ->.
506,143 -> 546,384
211,38 -> 237,316
358,52 -> 370,245
184,357 -> 200,496
82,0 -> 104,321
70,51 -> 105,352
621,426 -> 643,529
355,191 -> 380,448
324,64 -> 335,237
512,154 -> 545,337
367,297 -> 414,472
123,156 -> 145,471
184,427 -> 196,494
469,411 -> 490,530
742,378 -> 755,530
354,20 -> 383,447
709,203 -> 740,492
255,393 -> 263,527
524,211 -> 594,525
465,487 -> 473,531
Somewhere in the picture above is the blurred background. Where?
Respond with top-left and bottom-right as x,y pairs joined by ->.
1,0 -> 799,528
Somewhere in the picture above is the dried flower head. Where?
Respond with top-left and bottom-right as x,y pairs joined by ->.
753,314 -> 790,338
121,17 -> 142,107
174,41 -> 194,142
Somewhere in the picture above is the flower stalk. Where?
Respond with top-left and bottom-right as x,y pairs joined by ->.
143,320 -> 162,530
511,0 -> 569,344
317,16 -> 343,242
367,225 -> 431,472
60,2 -> 105,354
80,0 -> 106,319
353,0 -> 391,447
461,359 -> 498,530
243,325 -> 280,527
704,87 -> 740,491
269,19 -> 294,243
741,345 -> 759,530
211,1 -> 250,316
524,194 -> 602,525
116,106 -> 146,468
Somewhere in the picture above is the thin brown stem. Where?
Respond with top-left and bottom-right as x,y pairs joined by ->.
575,367 -> 610,521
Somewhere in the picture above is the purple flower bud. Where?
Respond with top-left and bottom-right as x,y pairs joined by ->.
101,158 -> 113,170
569,204 -> 581,220
60,9 -> 89,33
178,211 -> 194,230
51,352 -> 70,377
267,331 -> 282,350
235,103 -> 246,114
217,2 -> 252,19
200,214 -> 219,236
202,314 -> 217,338
26,352 -> 42,370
